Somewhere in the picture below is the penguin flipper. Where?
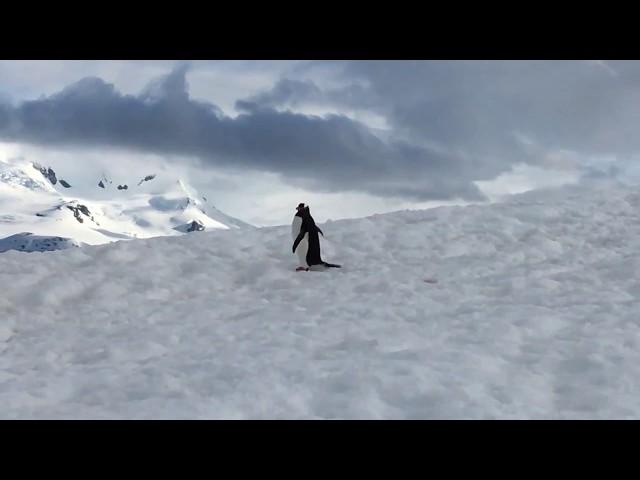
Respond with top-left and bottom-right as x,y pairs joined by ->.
292,231 -> 305,253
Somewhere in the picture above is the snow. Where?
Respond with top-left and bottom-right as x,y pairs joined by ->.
1,182 -> 640,418
0,157 -> 252,251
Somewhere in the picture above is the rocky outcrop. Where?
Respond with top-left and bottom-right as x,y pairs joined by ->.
66,204 -> 93,224
186,220 -> 205,232
173,219 -> 205,233
138,174 -> 156,186
32,163 -> 58,185
0,232 -> 79,253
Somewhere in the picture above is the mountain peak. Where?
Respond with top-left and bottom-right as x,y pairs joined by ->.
0,160 -> 56,194
0,158 -> 253,252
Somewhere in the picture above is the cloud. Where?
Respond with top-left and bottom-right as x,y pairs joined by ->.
236,78 -> 325,112
399,62 -> 640,157
6,61 -> 640,206
585,60 -> 619,77
0,66 -> 488,202
235,78 -> 378,114
247,61 -> 640,175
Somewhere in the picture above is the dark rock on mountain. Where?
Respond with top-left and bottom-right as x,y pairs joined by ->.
32,163 -> 58,185
173,219 -> 205,233
66,204 -> 92,224
187,220 -> 205,232
138,174 -> 156,186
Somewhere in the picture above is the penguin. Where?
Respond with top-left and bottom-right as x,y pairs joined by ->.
291,203 -> 309,270
292,205 -> 341,271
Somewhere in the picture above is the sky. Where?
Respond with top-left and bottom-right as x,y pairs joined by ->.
1,60 -> 638,226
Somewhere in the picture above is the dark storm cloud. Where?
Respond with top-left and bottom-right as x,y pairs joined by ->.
236,78 -> 378,114
340,61 -> 622,155
247,61 -> 640,178
6,61 -> 635,202
0,65 -> 488,201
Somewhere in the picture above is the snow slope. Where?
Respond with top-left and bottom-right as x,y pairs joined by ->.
0,157 -> 252,250
1,183 -> 639,418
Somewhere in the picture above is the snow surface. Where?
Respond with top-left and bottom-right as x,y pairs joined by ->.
1,183 -> 640,418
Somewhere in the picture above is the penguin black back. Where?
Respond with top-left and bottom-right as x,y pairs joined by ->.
300,207 -> 324,265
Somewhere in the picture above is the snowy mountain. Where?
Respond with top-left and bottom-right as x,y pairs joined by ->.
1,182 -> 639,418
0,232 -> 81,253
0,157 -> 253,251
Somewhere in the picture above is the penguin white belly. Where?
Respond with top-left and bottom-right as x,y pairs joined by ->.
296,235 -> 309,266
292,216 -> 309,266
